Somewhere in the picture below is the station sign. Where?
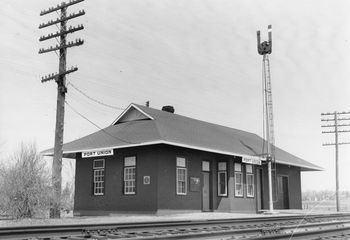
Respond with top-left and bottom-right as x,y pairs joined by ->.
82,148 -> 114,158
242,156 -> 262,165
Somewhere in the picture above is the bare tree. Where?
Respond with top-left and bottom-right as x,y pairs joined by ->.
0,143 -> 52,218
61,182 -> 74,212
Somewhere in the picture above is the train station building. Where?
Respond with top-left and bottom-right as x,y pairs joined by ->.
43,103 -> 322,216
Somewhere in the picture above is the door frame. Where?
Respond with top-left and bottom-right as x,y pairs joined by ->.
256,167 -> 264,211
201,160 -> 212,212
277,174 -> 290,209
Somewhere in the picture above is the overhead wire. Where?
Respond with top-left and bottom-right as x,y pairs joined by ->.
67,82 -> 125,110
68,90 -> 117,116
65,100 -> 136,144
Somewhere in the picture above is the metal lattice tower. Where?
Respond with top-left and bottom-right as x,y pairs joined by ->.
262,54 -> 276,170
257,25 -> 276,212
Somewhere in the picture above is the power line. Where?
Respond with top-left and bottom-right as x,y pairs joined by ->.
65,100 -> 136,144
68,82 -> 125,110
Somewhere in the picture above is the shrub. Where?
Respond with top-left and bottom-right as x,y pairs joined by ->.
0,143 -> 52,218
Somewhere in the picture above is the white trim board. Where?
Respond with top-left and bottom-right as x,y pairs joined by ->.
42,140 -> 263,160
41,140 -> 322,171
111,103 -> 154,125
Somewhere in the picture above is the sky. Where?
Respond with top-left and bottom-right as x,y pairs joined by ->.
0,0 -> 350,191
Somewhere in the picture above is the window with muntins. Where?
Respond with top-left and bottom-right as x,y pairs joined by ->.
93,159 -> 105,196
234,163 -> 243,197
246,164 -> 254,197
217,162 -> 227,196
176,157 -> 187,195
124,156 -> 136,195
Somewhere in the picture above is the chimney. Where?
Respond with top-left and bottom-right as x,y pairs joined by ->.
162,105 -> 175,113
145,101 -> 150,107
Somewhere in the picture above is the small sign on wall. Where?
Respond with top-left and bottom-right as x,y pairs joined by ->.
242,156 -> 262,165
143,176 -> 150,185
190,177 -> 200,192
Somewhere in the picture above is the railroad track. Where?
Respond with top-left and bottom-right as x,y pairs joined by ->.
1,213 -> 350,239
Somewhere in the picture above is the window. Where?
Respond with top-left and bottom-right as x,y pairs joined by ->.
246,164 -> 255,197
202,161 -> 210,172
217,162 -> 227,196
176,157 -> 187,195
234,163 -> 243,197
93,159 -> 105,196
124,156 -> 136,195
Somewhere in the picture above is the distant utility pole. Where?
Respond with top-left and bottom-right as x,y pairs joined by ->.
321,111 -> 350,212
39,0 -> 85,218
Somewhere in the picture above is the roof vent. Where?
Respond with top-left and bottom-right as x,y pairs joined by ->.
162,105 -> 175,113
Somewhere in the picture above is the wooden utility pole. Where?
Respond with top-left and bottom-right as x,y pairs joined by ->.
39,0 -> 85,218
321,111 -> 350,212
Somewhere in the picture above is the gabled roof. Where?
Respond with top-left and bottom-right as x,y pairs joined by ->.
112,104 -> 154,124
42,103 -> 323,171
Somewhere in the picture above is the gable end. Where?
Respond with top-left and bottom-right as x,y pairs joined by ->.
112,104 -> 154,125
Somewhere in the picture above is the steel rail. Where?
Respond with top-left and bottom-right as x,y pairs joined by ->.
83,217 -> 350,240
0,213 -> 350,239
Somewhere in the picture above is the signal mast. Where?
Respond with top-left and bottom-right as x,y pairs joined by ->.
257,25 -> 276,212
